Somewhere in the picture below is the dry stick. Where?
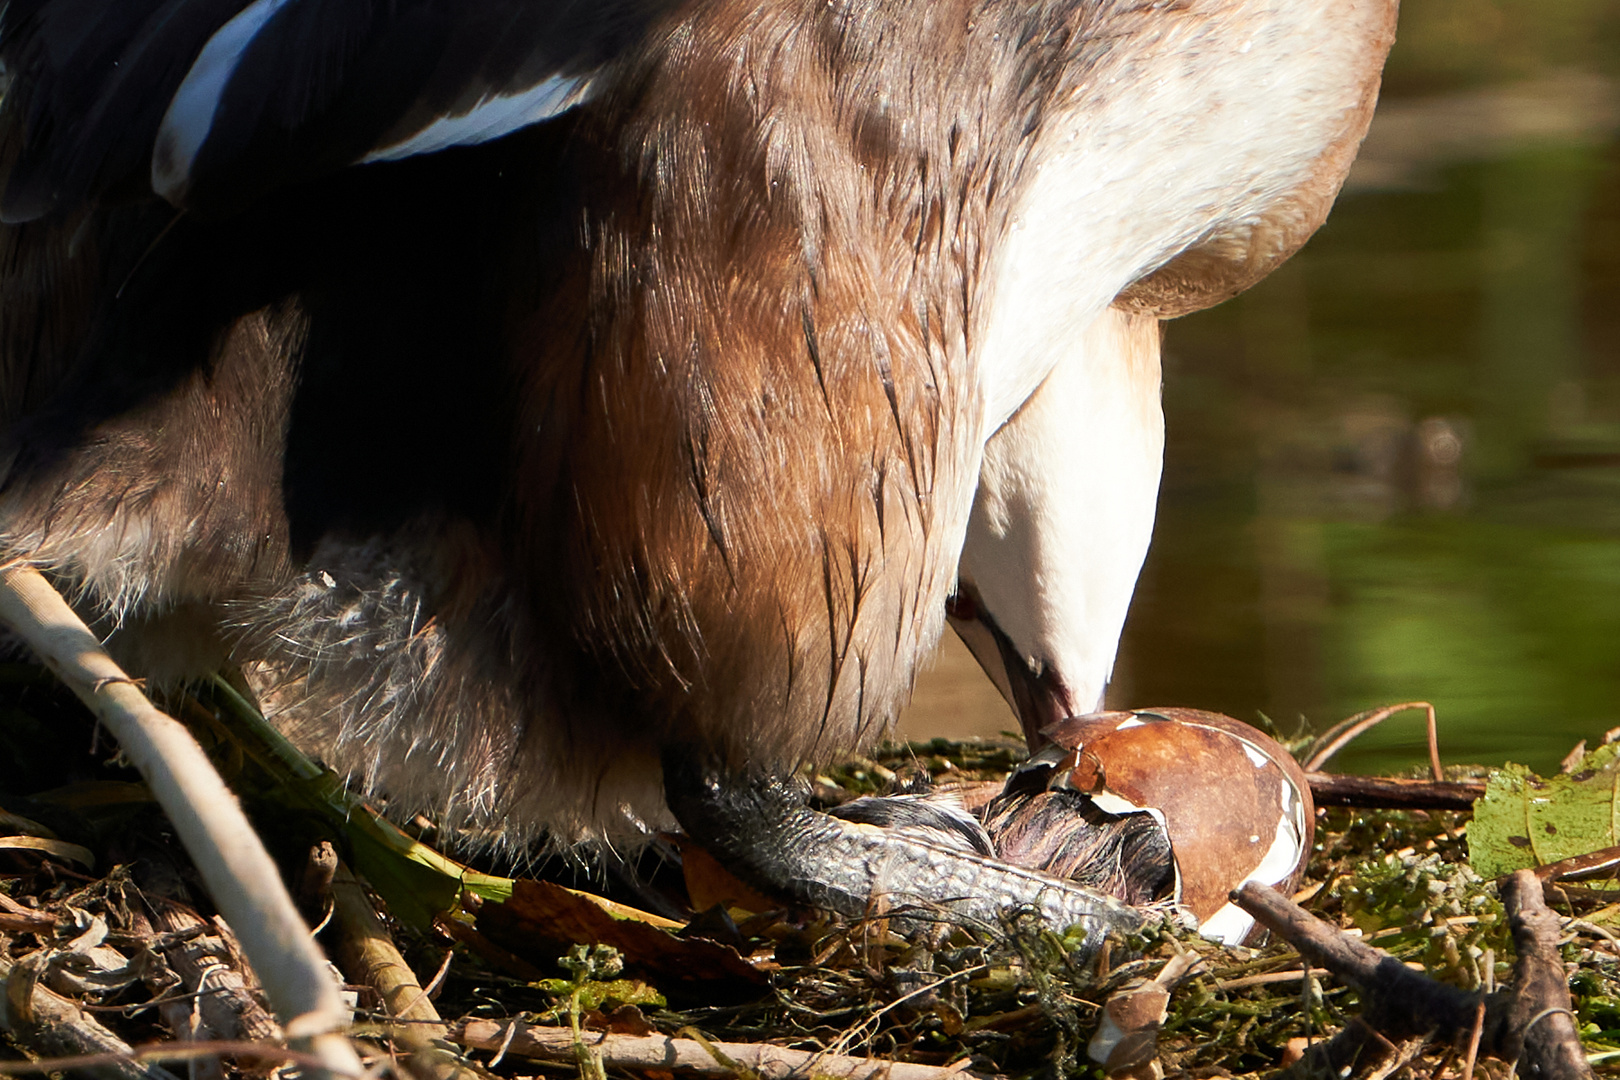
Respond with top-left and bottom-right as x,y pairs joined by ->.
330,864 -> 443,1031
0,912 -> 55,934
1216,968 -> 1327,991
128,896 -> 284,1080
1239,880 -> 1599,1080
0,948 -> 182,1080
1498,870 -> 1594,1080
1304,702 -> 1443,781
298,842 -> 342,924
1306,773 -> 1484,812
453,1019 -> 980,1080
0,565 -> 364,1080
1234,882 -> 1484,1078
326,862 -> 471,1080
1531,846 -> 1620,885
1234,883 -> 1482,1035
0,1040 -> 346,1076
1461,1000 -> 1486,1080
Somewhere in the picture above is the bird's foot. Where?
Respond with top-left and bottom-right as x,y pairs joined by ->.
660,748 -> 1149,959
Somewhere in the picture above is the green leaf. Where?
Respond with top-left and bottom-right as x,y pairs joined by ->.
1469,742 -> 1620,877
531,977 -> 665,1010
202,674 -> 513,928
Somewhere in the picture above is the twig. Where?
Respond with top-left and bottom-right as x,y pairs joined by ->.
298,842 -> 342,923
1306,774 -> 1483,811
135,897 -> 283,1058
1235,882 -> 1482,1079
0,1040 -> 351,1076
1216,967 -> 1327,991
0,911 -> 56,934
1498,871 -> 1593,1080
330,864 -> 443,1031
1239,879 -> 1602,1080
420,950 -> 454,1000
0,948 -> 182,1080
1461,1000 -> 1485,1080
1233,883 -> 1481,1035
1531,846 -> 1620,885
0,565 -> 364,1080
453,1019 -> 985,1080
1305,702 -> 1443,780
326,861 -> 470,1080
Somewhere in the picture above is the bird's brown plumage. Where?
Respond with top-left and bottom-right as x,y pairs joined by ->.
0,0 -> 1397,852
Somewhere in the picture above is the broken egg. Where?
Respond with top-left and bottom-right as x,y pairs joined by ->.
982,708 -> 1314,945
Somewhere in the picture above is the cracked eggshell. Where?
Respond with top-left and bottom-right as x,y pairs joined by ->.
1042,708 -> 1315,946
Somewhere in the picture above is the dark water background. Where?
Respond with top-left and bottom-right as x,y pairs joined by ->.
900,0 -> 1620,775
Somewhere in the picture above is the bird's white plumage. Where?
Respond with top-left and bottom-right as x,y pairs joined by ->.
960,306 -> 1164,715
153,0 -> 596,202
152,0 -> 292,203
964,0 -> 1386,702
976,3 -> 1382,431
360,76 -> 596,164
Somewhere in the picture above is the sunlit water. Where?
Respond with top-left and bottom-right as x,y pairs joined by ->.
899,0 -> 1620,775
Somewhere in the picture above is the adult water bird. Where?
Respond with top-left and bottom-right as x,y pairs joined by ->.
0,0 -> 1395,929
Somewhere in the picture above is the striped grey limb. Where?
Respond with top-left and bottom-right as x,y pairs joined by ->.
661,748 -> 1147,955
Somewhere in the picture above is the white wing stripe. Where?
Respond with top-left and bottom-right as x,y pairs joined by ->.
360,75 -> 594,164
152,0 -> 293,203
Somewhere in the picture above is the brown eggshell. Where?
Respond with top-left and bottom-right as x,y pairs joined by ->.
1043,708 -> 1315,940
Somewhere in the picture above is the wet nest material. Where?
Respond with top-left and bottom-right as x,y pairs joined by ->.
1,667 -> 1618,1080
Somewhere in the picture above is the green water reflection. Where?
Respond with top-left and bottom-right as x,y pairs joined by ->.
1111,0 -> 1620,773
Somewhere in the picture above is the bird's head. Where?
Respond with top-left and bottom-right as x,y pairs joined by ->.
949,305 -> 1165,748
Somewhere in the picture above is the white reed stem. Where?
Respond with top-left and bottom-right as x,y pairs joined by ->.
0,565 -> 363,1079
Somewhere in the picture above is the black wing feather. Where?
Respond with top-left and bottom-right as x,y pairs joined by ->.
0,0 -> 249,221
1,0 -> 670,221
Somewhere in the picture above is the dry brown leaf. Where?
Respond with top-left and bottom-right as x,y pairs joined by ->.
477,880 -> 769,997
0,835 -> 95,870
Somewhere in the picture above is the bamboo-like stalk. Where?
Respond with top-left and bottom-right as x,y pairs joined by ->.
327,862 -> 471,1080
0,565 -> 363,1080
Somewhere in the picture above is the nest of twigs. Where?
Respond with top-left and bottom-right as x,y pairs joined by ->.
2,666 -> 1619,1080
